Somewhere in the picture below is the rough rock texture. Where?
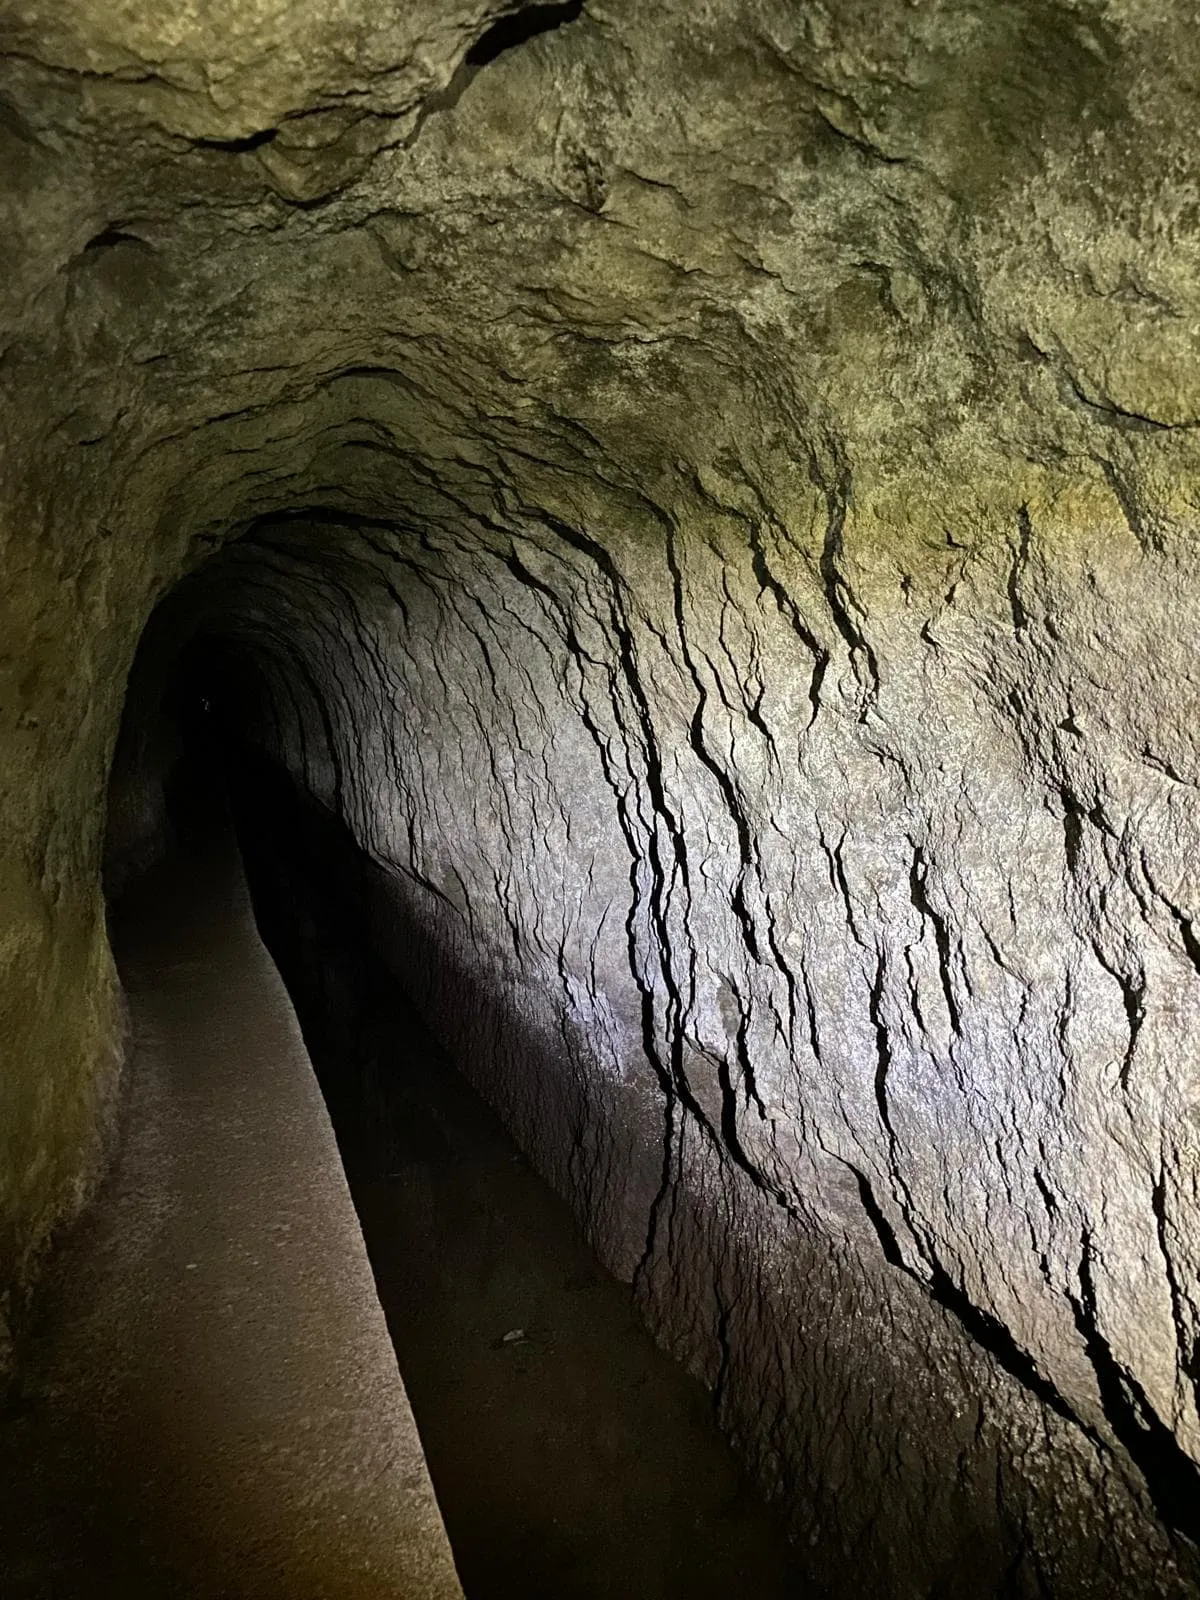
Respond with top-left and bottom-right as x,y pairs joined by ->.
6,0 -> 1200,1593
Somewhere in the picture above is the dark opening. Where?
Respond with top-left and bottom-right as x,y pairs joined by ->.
92,567 -> 811,1599
463,1 -> 586,68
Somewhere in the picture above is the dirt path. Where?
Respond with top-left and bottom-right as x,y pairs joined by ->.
0,842 -> 461,1599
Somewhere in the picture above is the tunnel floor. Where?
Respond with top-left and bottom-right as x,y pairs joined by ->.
225,752 -> 811,1598
325,992 -> 810,1600
3,787 -> 809,1597
0,839 -> 460,1599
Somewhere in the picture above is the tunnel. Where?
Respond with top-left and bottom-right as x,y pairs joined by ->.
5,1 -> 1200,1596
81,527 -> 811,1598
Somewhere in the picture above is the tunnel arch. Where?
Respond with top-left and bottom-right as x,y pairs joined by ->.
7,1 -> 1200,1591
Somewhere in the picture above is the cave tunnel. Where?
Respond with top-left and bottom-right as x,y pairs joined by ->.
69,526 -> 810,1598
6,1 -> 1200,1597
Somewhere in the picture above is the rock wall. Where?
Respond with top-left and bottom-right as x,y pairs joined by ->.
5,0 -> 1200,1591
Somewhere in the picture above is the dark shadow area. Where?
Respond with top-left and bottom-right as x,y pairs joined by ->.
464,0 -> 585,65
219,739 -> 813,1600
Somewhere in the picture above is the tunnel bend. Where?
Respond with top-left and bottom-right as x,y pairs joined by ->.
89,524 -> 817,1597
20,448 -> 1200,1598
104,505 -> 676,1272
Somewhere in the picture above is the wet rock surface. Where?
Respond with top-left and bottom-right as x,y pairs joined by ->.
5,0 -> 1200,1592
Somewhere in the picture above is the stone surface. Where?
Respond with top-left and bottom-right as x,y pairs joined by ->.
0,835 -> 463,1598
5,0 -> 1200,1592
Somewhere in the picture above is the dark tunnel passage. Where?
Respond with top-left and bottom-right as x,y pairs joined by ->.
11,4 -> 1200,1596
93,556 -> 812,1599
56,489 -> 1200,1600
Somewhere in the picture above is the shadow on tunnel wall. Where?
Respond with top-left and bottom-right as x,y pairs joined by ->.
222,743 -> 400,1139
180,731 -> 1075,1600
99,543 -> 1200,1600
219,736 -> 639,1261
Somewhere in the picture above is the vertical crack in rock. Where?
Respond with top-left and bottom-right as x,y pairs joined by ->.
1008,506 -> 1033,634
663,518 -> 762,961
809,448 -> 879,715
907,842 -> 963,1038
500,508 -> 699,1281
1151,1169 -> 1200,1421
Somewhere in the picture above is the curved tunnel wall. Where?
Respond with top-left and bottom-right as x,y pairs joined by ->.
105,494 -> 1200,1595
6,0 -> 1200,1592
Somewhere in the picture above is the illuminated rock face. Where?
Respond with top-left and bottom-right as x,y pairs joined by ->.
6,1 -> 1200,1591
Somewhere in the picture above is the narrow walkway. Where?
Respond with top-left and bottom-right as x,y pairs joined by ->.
0,842 -> 461,1599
